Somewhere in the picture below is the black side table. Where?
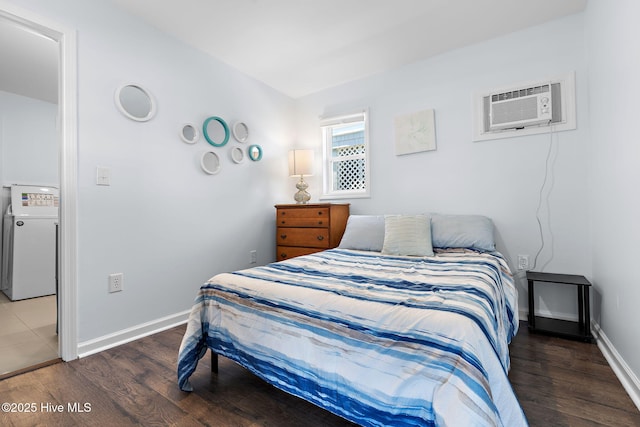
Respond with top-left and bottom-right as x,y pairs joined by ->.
527,271 -> 593,342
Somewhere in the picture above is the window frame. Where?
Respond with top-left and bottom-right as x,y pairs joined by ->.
319,110 -> 370,200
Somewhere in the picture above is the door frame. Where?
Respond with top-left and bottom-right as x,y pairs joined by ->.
0,1 -> 78,361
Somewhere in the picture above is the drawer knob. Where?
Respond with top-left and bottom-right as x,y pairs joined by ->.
317,221 -> 323,225
317,235 -> 324,241
317,211 -> 323,215
280,234 -> 287,239
280,253 -> 287,259
281,220 -> 286,224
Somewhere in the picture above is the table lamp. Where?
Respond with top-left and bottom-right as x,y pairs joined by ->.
288,149 -> 314,204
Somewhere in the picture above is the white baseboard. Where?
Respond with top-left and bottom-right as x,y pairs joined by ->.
591,322 -> 640,411
77,310 -> 190,358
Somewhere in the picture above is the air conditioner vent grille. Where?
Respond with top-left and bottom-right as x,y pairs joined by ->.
491,84 -> 550,102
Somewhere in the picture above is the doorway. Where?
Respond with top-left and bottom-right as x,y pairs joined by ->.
0,2 -> 78,374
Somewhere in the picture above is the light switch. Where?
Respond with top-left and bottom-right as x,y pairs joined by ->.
97,167 -> 111,186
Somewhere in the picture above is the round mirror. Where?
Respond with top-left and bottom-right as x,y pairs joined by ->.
203,116 -> 230,147
115,84 -> 156,122
201,151 -> 221,175
232,121 -> 249,143
231,146 -> 244,164
248,144 -> 263,161
180,123 -> 199,144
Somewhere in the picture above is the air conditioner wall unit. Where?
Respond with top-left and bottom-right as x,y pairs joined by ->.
489,84 -> 553,130
473,73 -> 576,142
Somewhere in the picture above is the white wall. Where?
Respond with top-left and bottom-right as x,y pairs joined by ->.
0,90 -> 58,185
296,14 -> 591,316
586,0 -> 640,398
8,0 -> 295,342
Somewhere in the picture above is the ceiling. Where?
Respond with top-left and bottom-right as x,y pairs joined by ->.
0,0 -> 587,102
110,0 -> 587,98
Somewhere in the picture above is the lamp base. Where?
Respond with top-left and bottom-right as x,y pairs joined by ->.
294,176 -> 311,204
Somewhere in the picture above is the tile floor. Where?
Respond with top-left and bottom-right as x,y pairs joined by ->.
0,291 -> 58,375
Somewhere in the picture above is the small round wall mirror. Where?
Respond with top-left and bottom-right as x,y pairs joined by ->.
203,116 -> 230,147
180,123 -> 199,144
115,84 -> 156,122
231,146 -> 245,163
201,151 -> 221,175
232,121 -> 249,143
248,144 -> 263,161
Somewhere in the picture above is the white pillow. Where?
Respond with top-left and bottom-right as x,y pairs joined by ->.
382,214 -> 434,257
338,215 -> 385,251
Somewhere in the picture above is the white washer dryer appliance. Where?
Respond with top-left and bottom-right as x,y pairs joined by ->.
1,185 -> 59,301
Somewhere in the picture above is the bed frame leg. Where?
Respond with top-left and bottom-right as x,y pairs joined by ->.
211,350 -> 218,374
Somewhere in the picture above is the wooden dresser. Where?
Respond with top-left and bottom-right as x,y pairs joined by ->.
275,203 -> 350,261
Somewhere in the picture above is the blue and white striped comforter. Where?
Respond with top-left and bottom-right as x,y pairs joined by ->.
178,248 -> 528,426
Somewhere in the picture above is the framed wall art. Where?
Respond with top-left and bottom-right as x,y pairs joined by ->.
394,109 -> 436,156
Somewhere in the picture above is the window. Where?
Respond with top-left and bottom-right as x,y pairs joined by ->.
320,111 -> 370,199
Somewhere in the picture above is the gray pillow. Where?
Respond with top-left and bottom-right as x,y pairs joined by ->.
338,215 -> 385,251
431,214 -> 495,251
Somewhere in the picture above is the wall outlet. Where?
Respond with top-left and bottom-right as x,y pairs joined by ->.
108,273 -> 123,293
517,255 -> 530,271
249,250 -> 257,264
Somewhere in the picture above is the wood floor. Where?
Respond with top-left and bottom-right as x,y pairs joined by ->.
509,325 -> 640,426
0,322 -> 638,426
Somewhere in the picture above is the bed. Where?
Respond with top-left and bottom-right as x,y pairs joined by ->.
177,214 -> 528,426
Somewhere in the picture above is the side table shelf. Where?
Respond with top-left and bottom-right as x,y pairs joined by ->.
527,271 -> 594,342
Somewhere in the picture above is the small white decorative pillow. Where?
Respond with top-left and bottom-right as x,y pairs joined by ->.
382,214 -> 434,257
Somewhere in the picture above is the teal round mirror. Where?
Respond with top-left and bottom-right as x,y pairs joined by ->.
248,144 -> 262,161
203,116 -> 229,147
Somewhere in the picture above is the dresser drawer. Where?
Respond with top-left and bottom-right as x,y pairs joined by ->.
276,246 -> 322,261
277,208 -> 329,227
277,227 -> 329,248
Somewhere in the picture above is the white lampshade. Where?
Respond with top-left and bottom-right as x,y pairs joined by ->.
288,149 -> 314,176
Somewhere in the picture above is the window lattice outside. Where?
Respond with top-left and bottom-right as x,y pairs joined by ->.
334,144 -> 365,157
334,147 -> 366,190
331,129 -> 365,191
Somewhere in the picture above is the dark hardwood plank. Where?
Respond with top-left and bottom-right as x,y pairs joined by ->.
0,322 -> 638,426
